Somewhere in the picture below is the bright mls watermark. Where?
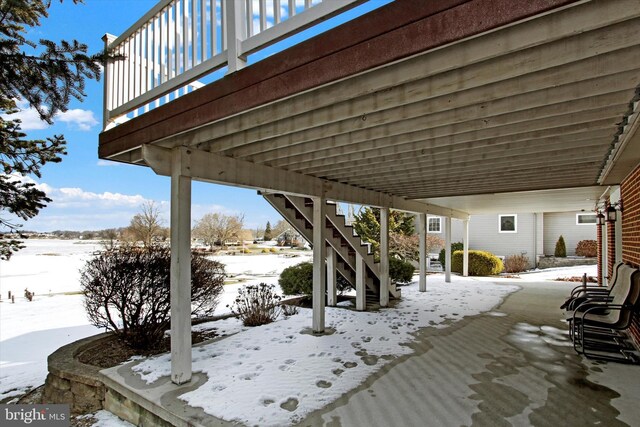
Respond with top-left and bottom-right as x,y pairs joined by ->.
1,404 -> 69,426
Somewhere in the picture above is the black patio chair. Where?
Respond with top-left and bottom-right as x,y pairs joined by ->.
570,266 -> 640,363
560,261 -> 625,310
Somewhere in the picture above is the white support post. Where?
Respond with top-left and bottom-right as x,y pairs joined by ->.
170,147 -> 192,385
445,216 -> 451,283
327,246 -> 337,307
312,196 -> 326,333
418,213 -> 427,292
615,210 -> 622,263
380,208 -> 389,307
225,0 -> 247,73
356,253 -> 366,311
101,34 -> 117,130
462,219 -> 469,277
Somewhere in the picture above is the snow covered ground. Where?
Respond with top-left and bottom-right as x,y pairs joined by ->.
0,239 -> 597,425
0,239 -> 311,401
132,276 -> 519,426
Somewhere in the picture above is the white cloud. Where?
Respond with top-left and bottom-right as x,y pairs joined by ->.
1,99 -> 98,131
97,160 -> 119,167
57,109 -> 99,131
1,103 -> 50,130
51,187 -> 147,208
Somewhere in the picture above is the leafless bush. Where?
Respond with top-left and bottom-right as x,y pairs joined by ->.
24,288 -> 33,301
281,304 -> 300,317
81,247 -> 224,350
228,283 -> 281,326
503,254 -> 530,273
575,240 -> 597,257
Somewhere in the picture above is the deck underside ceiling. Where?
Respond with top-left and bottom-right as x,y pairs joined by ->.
100,0 -> 640,213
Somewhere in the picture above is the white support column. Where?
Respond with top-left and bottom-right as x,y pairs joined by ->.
225,0 -> 247,73
356,253 -> 366,311
170,148 -> 192,385
534,212 -> 544,268
312,196 -> 327,333
380,208 -> 390,307
615,209 -> 623,263
326,246 -> 337,307
462,219 -> 469,277
445,216 -> 452,283
418,213 -> 427,292
101,33 -> 117,130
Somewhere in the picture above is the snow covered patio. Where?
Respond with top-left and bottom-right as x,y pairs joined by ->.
99,276 -> 640,427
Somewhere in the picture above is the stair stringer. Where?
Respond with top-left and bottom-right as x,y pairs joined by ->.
262,193 -> 356,287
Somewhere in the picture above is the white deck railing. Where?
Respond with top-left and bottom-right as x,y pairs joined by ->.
102,0 -> 364,130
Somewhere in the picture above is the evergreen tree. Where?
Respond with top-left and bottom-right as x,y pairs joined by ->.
263,221 -> 272,241
0,0 -> 106,259
554,235 -> 567,257
352,206 -> 415,258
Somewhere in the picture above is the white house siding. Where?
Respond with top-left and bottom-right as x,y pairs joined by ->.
451,214 -> 537,268
543,212 -> 596,256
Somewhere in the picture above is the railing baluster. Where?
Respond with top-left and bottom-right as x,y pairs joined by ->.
200,0 -> 206,63
175,1 -> 180,78
168,3 -> 174,79
211,0 -> 217,55
246,0 -> 253,37
259,0 -> 267,32
104,0 -> 366,128
183,0 -> 189,71
274,0 -> 281,24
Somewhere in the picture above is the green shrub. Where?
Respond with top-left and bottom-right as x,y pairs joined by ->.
503,254 -> 529,273
554,235 -> 567,257
261,248 -> 268,253
279,262 -> 314,296
269,248 -> 278,253
575,240 -> 597,257
389,257 -> 415,284
451,250 -> 503,276
439,242 -> 464,268
279,262 -> 353,296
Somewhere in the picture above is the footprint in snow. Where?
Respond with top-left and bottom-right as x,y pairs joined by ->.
280,398 -> 299,412
316,380 -> 332,388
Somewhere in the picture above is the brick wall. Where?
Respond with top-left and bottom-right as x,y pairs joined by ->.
597,222 -> 603,285
620,163 -> 640,345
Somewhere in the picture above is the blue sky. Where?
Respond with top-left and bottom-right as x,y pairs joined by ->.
7,0 -> 390,232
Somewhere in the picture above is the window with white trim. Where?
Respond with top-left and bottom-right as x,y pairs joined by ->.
499,214 -> 517,233
428,217 -> 441,233
576,213 -> 597,225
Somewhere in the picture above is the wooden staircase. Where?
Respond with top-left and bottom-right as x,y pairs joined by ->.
262,193 -> 400,310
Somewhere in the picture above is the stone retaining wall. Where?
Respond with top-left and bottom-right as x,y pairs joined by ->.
43,333 -> 112,414
537,256 -> 597,269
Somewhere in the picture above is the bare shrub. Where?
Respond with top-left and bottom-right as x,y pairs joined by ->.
503,254 -> 530,273
281,304 -> 300,317
81,247 -> 224,350
228,283 -> 281,326
575,240 -> 597,257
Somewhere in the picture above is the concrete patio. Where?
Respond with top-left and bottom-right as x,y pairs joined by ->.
100,278 -> 640,426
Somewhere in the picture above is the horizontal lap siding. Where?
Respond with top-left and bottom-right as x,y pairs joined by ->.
466,214 -> 536,268
621,163 -> 640,345
543,212 -> 596,256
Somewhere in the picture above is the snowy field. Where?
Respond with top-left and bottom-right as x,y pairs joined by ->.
0,239 -> 596,426
0,239 -> 311,402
